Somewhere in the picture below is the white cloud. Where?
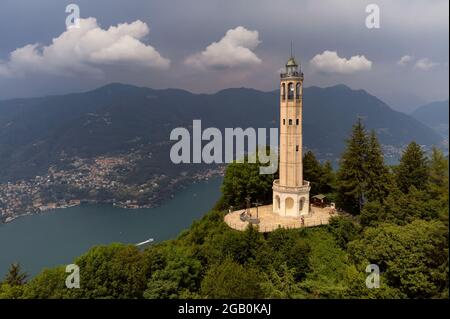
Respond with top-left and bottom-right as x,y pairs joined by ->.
414,58 -> 439,71
309,50 -> 372,74
0,18 -> 170,77
397,56 -> 440,71
397,55 -> 414,66
184,26 -> 261,70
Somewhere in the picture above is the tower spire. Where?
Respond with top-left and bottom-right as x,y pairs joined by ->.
290,41 -> 294,58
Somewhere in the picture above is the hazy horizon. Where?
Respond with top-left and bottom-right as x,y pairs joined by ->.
1,0 -> 448,113
1,81 -> 448,114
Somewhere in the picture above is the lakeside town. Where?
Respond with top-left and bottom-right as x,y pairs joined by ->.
0,142 -> 439,224
0,154 -> 224,224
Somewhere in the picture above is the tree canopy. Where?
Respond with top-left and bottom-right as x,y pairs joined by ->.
1,121 -> 447,300
396,141 -> 429,193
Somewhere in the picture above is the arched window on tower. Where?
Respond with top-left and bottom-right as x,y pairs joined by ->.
296,83 -> 301,99
281,83 -> 286,100
288,82 -> 294,100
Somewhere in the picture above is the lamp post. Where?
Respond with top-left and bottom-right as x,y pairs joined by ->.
253,200 -> 261,220
245,196 -> 251,215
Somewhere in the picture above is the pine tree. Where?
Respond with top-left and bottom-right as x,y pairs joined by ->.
3,263 -> 28,286
428,147 -> 449,202
337,119 -> 369,214
365,130 -> 391,202
303,151 -> 322,195
303,151 -> 336,196
319,161 -> 336,195
396,141 -> 429,193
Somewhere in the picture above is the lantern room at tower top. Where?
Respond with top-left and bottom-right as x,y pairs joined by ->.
281,56 -> 303,78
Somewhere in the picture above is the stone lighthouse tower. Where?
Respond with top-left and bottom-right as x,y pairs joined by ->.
272,55 -> 311,217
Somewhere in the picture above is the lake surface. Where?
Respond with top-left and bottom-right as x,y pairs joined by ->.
0,178 -> 222,277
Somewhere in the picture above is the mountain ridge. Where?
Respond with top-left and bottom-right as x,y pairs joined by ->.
0,83 -> 444,182
411,100 -> 449,138
0,83 -> 383,102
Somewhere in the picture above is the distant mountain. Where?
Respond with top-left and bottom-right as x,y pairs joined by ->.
0,83 -> 443,182
301,85 -> 442,153
411,100 -> 449,138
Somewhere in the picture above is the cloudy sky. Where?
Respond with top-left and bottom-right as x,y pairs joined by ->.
0,0 -> 448,112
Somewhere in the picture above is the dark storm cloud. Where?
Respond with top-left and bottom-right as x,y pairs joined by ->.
0,0 -> 448,111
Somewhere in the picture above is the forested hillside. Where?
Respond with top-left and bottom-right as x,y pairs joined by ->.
1,120 -> 448,299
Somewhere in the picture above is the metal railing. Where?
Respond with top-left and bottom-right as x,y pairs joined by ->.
225,216 -> 330,233
280,72 -> 303,79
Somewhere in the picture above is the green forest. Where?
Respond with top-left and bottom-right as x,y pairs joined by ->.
1,120 -> 448,299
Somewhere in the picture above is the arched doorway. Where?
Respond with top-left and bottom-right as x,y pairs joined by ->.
285,197 -> 294,215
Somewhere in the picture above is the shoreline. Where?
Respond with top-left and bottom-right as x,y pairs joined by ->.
1,175 -> 224,225
0,175 -> 224,278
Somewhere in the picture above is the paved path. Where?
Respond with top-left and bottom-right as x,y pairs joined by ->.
224,204 -> 336,232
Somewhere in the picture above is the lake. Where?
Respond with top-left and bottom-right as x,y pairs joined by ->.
0,177 -> 222,277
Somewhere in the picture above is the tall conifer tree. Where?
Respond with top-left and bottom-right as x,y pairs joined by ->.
303,151 -> 322,195
365,130 -> 390,202
319,161 -> 336,195
428,147 -> 449,202
3,263 -> 27,286
396,141 -> 429,193
337,119 -> 368,214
